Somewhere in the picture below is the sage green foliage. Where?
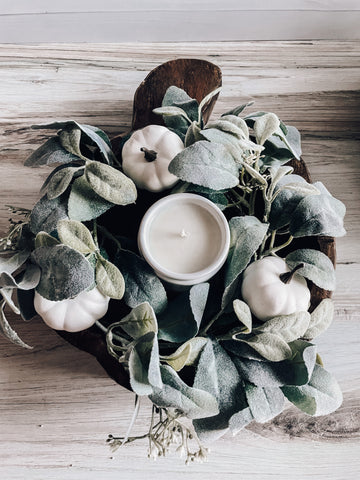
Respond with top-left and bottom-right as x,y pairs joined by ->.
0,251 -> 30,274
46,167 -> 79,200
222,216 -> 268,308
286,248 -> 336,291
24,137 -> 79,167
235,311 -> 311,362
84,161 -> 137,205
169,140 -> 239,190
304,299 -> 334,340
68,176 -> 114,221
244,381 -> 284,423
193,340 -> 252,441
35,232 -> 60,248
96,256 -> 125,300
282,363 -> 343,416
150,364 -> 219,420
0,264 -> 40,291
0,301 -> 32,349
32,245 -> 94,301
157,283 -> 209,343
114,249 -> 167,314
233,299 -> 252,333
160,337 -> 208,371
57,219 -> 97,254
229,340 -> 317,387
29,194 -> 68,235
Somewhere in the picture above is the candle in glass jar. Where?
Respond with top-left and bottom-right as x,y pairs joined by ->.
138,193 -> 230,287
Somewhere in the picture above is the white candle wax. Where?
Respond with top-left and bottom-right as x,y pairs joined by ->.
138,193 -> 230,287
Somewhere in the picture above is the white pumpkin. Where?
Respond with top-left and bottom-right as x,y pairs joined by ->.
122,125 -> 184,192
241,256 -> 310,322
34,287 -> 110,332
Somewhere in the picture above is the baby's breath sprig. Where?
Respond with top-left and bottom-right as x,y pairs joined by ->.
107,404 -> 208,464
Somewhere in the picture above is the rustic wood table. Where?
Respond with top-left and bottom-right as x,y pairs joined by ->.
0,42 -> 359,480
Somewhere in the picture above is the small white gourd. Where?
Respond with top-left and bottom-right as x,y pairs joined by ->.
122,125 -> 184,192
241,256 -> 310,322
34,287 -> 110,332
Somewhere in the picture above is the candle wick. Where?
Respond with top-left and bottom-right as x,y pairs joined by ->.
180,229 -> 190,238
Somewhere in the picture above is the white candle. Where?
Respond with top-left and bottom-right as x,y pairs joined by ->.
138,193 -> 230,287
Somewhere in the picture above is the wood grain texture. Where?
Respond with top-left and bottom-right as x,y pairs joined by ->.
0,41 -> 359,479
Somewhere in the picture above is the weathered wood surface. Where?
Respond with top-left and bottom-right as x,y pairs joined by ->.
0,42 -> 359,479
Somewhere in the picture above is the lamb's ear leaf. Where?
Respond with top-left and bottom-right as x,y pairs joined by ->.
32,245 -> 94,301
222,216 -> 268,309
0,301 -> 32,349
29,194 -> 68,235
149,364 -> 219,420
281,364 -> 343,416
0,251 -> 30,275
68,176 -> 114,222
114,249 -> 167,315
193,340 -> 253,442
303,299 -> 335,339
158,283 -> 209,343
285,248 -> 336,291
84,161 -> 137,205
129,331 -> 163,396
244,381 -> 285,423
57,219 -> 97,254
95,256 -> 125,300
24,137 -> 79,167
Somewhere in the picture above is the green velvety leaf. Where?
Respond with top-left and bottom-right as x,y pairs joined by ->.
0,288 -> 20,314
17,288 -> 37,321
57,219 -> 97,254
169,140 -> 239,190
0,301 -> 32,349
29,194 -> 68,235
222,216 -> 268,308
150,364 -> 219,420
269,174 -> 319,230
85,161 -> 137,205
219,115 -> 249,139
290,193 -> 346,238
304,299 -> 334,339
253,311 -> 311,343
0,251 -> 30,275
153,106 -> 191,123
286,248 -> 336,290
198,87 -> 222,114
161,337 -> 208,371
32,245 -> 94,301
184,121 -> 205,147
115,249 -> 167,315
24,137 -> 79,167
270,125 -> 302,160
205,119 -> 248,139
253,113 -> 280,145
221,102 -> 254,117
233,299 -> 252,333
244,382 -> 284,423
158,283 -> 209,343
32,121 -> 116,165
161,86 -> 199,139
96,256 -> 125,300
35,232 -> 60,248
46,167 -> 77,200
115,302 -> 157,340
230,340 -> 317,387
58,127 -> 83,158
68,176 -> 114,221
129,331 -> 162,396
193,340 -> 252,441
282,363 -> 343,416
0,264 -> 40,291
239,332 -> 292,362
171,182 -> 228,210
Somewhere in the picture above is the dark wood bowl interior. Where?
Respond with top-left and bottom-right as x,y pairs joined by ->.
57,59 -> 335,391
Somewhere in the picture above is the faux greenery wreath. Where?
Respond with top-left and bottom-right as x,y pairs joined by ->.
0,83 -> 346,463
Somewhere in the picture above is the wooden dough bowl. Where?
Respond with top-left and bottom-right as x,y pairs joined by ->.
57,59 -> 335,391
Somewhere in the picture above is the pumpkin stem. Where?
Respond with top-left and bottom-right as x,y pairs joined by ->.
280,263 -> 304,284
140,147 -> 157,162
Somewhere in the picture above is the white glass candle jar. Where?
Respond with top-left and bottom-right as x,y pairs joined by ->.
138,193 -> 230,287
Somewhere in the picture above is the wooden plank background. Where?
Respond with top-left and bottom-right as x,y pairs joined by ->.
0,41 -> 359,479
0,1 -> 359,42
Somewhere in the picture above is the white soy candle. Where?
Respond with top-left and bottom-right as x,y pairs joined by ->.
138,193 -> 230,287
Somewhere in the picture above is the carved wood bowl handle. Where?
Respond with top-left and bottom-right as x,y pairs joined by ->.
57,59 -> 335,390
